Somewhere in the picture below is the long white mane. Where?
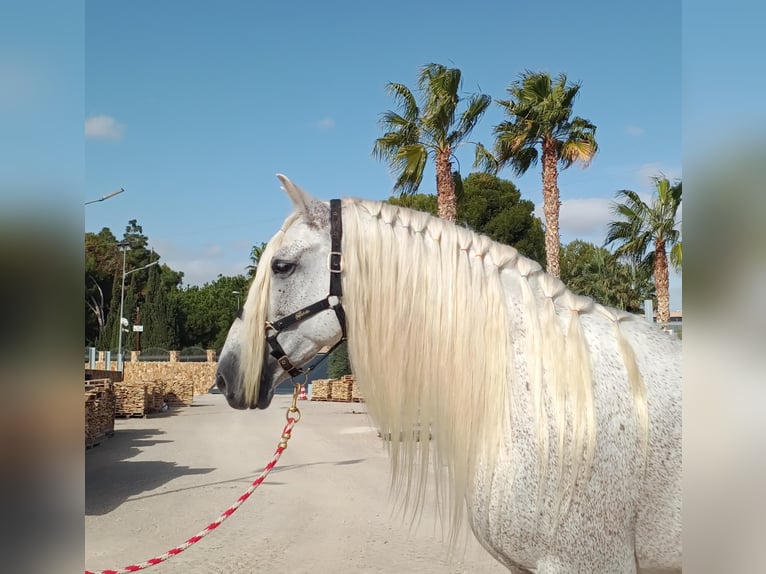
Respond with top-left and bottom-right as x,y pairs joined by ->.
340,199 -> 647,536
239,196 -> 648,537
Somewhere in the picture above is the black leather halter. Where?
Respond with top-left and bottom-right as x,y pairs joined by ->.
264,199 -> 347,377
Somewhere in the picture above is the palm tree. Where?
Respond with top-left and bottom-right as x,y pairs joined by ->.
604,176 -> 682,323
373,63 -> 491,221
246,242 -> 267,279
476,71 -> 598,277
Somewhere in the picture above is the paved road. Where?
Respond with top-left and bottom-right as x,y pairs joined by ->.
85,392 -> 507,574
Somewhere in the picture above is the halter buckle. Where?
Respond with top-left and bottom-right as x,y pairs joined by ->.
327,251 -> 343,273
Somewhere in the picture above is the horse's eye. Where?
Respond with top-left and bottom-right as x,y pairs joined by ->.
271,259 -> 295,275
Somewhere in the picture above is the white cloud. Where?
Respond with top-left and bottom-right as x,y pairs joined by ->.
85,114 -> 125,141
315,117 -> 335,130
558,197 -> 614,238
626,125 -> 645,136
532,197 -> 616,245
152,239 -> 249,287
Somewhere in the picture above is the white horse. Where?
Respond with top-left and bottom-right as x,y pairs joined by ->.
216,175 -> 682,574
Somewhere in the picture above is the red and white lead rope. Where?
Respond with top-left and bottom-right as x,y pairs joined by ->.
85,415 -> 298,574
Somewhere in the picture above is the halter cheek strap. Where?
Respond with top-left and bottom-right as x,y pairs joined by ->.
265,199 -> 346,377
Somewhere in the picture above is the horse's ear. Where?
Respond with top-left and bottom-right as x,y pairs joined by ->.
276,174 -> 328,228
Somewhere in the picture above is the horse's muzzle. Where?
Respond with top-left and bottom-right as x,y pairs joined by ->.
215,353 -> 250,410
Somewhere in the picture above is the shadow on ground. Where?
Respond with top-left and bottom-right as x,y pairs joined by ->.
85,427 -> 214,516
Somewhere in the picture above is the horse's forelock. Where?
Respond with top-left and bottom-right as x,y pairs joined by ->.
238,212 -> 302,406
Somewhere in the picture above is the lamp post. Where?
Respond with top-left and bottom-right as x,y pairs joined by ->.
116,242 -> 160,371
85,188 -> 125,205
232,290 -> 241,311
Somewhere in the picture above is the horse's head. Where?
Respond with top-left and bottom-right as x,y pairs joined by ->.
215,175 -> 344,410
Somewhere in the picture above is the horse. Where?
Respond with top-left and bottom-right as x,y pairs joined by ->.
215,175 -> 682,574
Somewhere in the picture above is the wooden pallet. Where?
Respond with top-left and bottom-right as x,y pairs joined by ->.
114,381 -> 149,417
330,379 -> 352,402
310,379 -> 331,401
350,377 -> 364,402
85,379 -> 116,448
115,412 -> 146,419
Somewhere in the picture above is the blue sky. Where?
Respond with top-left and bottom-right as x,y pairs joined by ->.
84,0 -> 681,308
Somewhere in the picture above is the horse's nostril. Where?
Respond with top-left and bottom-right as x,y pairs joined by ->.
216,373 -> 227,393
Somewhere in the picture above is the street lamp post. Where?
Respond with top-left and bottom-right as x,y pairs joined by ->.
116,242 -> 160,371
85,188 -> 125,206
232,290 -> 241,310
117,241 -> 128,370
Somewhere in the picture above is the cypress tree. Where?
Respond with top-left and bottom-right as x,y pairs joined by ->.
328,341 -> 352,378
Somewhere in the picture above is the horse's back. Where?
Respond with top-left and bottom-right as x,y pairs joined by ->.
619,318 -> 682,570
470,304 -> 681,573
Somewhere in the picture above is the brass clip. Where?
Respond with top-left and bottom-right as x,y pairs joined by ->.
286,380 -> 304,423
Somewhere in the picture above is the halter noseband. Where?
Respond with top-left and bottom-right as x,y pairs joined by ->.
265,199 -> 347,377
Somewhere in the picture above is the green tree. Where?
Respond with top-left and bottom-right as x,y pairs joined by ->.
373,63 -> 491,221
460,173 -> 545,263
386,193 -> 438,214
328,341 -> 352,378
102,272 -> 139,353
560,240 -> 653,313
85,228 -> 121,346
175,274 -> 250,350
604,176 -> 682,323
476,71 -> 598,277
85,220 -> 182,349
387,172 -> 545,263
142,264 -> 180,350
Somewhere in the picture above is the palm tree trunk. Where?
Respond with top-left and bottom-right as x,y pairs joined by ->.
435,150 -> 457,222
654,239 -> 671,324
541,138 -> 561,277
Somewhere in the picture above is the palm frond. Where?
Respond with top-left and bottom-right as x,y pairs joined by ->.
391,144 -> 428,195
558,136 -> 598,169
670,241 -> 682,270
613,189 -> 650,220
419,65 -> 461,144
449,93 -> 491,145
378,110 -> 416,133
373,130 -> 418,162
494,121 -> 536,164
508,146 -> 538,176
473,142 -> 499,174
385,83 -> 419,122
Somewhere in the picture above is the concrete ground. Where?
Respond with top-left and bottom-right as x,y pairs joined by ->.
85,392 -> 507,574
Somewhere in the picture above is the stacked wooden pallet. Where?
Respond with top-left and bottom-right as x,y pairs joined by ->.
330,377 -> 353,402
163,376 -> 194,407
114,381 -> 149,417
146,381 -> 165,413
123,362 -> 216,397
85,379 -> 115,448
310,379 -> 331,401
350,376 -> 364,403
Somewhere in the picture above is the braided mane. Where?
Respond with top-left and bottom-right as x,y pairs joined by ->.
340,198 -> 647,536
